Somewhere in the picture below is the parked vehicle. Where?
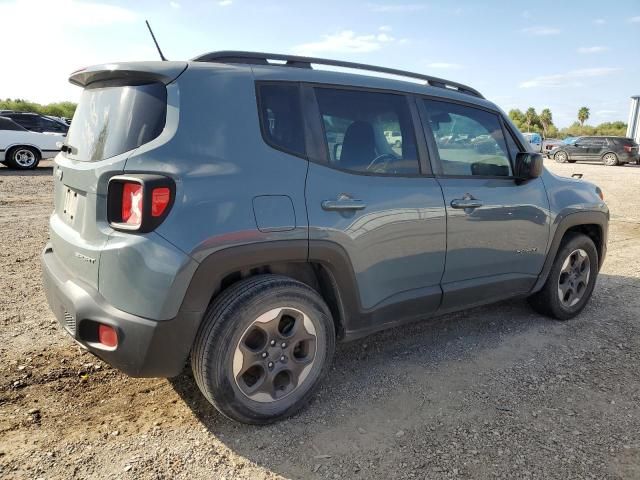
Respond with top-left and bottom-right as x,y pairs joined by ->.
0,116 -> 62,169
542,138 -> 563,155
0,111 -> 69,135
42,52 -> 609,424
522,132 -> 543,153
549,136 -> 640,165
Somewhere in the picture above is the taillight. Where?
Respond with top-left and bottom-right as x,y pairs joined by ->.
122,182 -> 143,226
624,145 -> 632,153
151,187 -> 170,217
107,175 -> 175,232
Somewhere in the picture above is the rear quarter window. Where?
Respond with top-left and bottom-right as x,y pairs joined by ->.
256,83 -> 306,157
64,82 -> 167,162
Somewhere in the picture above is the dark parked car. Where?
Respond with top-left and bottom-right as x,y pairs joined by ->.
0,111 -> 68,135
549,136 -> 639,166
42,52 -> 609,424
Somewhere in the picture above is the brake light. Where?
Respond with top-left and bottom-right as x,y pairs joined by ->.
121,182 -> 143,226
98,324 -> 118,348
151,187 -> 170,217
624,145 -> 632,153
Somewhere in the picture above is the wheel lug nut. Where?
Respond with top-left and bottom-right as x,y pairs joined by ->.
268,362 -> 274,368
270,340 -> 276,346
281,342 -> 287,348
261,352 -> 268,358
280,355 -> 285,362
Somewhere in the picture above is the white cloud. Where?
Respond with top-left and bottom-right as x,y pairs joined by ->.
170,1 -> 180,8
577,46 -> 608,54
292,30 -> 397,55
379,25 -> 392,31
593,18 -> 606,25
218,0 -> 233,6
427,62 -> 463,70
522,26 -> 561,36
519,68 -> 619,88
0,0 -> 141,103
369,3 -> 426,12
629,16 -> 640,23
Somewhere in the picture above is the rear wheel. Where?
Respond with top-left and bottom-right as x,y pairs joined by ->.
554,151 -> 569,163
602,152 -> 618,166
528,233 -> 598,320
6,146 -> 40,170
191,275 -> 335,424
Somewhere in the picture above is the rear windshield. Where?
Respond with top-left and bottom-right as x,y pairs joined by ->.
64,82 -> 167,161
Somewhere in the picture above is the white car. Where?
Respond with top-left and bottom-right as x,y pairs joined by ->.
0,116 -> 62,169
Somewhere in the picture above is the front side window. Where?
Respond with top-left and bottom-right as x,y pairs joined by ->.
257,84 -> 305,157
424,100 -> 513,177
315,88 -> 419,175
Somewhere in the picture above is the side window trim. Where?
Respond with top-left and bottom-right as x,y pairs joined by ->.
307,83 -> 425,178
255,81 -> 308,160
418,97 -> 518,180
499,116 -> 524,166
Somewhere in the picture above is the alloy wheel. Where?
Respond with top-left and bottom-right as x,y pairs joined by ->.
232,307 -> 317,403
14,149 -> 36,168
557,248 -> 591,308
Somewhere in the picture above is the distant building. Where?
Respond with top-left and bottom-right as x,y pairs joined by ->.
627,96 -> 640,144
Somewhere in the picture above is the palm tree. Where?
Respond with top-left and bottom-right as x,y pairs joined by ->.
578,107 -> 590,127
524,107 -> 538,132
539,108 -> 553,136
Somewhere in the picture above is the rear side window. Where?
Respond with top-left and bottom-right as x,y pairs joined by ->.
65,82 -> 167,162
314,88 -> 419,175
257,84 -> 305,157
423,99 -> 512,177
0,117 -> 27,131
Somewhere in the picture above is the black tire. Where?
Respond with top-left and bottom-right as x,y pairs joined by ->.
568,160 -> 577,163
6,146 -> 40,170
191,274 -> 335,424
528,232 -> 598,320
554,151 -> 569,163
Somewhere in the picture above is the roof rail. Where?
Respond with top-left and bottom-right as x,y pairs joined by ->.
192,51 -> 484,99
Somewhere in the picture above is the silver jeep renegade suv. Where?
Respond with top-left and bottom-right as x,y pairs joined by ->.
42,52 -> 609,424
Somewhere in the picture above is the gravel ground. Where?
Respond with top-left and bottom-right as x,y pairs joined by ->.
1,159 -> 639,479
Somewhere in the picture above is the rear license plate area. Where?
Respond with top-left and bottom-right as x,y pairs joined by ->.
63,187 -> 79,222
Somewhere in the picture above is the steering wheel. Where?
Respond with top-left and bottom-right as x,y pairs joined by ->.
366,153 -> 397,173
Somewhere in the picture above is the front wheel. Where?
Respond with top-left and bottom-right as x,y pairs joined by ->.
528,233 -> 598,320
191,275 -> 335,424
602,152 -> 618,166
554,151 -> 569,163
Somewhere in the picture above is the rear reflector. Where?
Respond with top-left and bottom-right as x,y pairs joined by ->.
151,187 -> 171,217
98,324 -> 118,348
122,182 -> 143,226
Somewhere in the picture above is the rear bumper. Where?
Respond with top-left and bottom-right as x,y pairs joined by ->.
41,243 -> 199,377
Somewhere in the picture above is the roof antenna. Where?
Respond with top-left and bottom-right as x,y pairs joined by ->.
145,20 -> 168,61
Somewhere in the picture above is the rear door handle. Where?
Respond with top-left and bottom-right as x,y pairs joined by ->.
450,199 -> 483,209
322,197 -> 367,211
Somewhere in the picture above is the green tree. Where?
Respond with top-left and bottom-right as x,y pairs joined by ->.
578,107 -> 590,127
524,107 -> 538,132
0,98 -> 77,119
539,108 -> 553,136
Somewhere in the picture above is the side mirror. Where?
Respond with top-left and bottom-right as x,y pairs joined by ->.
514,152 -> 543,180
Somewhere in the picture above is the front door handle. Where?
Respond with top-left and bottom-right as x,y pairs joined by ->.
322,194 -> 367,211
450,198 -> 483,209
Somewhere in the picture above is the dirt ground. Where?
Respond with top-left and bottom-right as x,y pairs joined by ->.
1,159 -> 639,480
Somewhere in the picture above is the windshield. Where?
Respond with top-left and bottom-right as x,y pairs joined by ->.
64,82 -> 167,161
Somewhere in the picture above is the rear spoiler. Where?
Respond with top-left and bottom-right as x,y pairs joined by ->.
69,61 -> 188,87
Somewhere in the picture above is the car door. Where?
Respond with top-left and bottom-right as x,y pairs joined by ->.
304,86 -> 446,333
419,98 -> 551,311
571,137 -> 592,160
587,138 -> 607,159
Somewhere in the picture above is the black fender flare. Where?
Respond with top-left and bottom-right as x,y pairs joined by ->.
532,210 -> 608,292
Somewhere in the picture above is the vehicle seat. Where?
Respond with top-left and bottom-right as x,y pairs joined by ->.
340,121 -> 376,171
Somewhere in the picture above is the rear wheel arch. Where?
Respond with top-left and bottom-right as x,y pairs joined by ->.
178,241 -> 358,346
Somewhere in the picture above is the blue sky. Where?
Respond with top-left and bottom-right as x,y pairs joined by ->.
1,0 -> 639,127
